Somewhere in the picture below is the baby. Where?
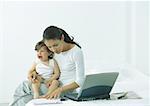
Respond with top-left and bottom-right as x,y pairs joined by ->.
28,40 -> 60,99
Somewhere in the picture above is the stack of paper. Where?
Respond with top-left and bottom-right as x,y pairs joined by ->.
26,98 -> 62,105
110,91 -> 142,100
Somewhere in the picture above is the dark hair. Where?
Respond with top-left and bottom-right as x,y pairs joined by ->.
43,26 -> 81,48
35,40 -> 54,59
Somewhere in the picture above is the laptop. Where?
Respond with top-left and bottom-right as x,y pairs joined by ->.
64,72 -> 119,101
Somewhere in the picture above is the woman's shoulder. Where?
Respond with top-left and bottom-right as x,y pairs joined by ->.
54,45 -> 83,59
72,45 -> 83,54
67,45 -> 82,54
68,45 -> 83,60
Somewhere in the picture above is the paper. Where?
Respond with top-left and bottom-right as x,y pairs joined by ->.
27,98 -> 62,105
110,91 -> 142,100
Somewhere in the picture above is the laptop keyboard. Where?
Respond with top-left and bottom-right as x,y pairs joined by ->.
79,95 -> 110,101
65,94 -> 110,101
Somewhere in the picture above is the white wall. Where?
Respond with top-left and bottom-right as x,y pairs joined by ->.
126,1 -> 149,76
134,2 -> 149,75
0,1 -> 4,102
0,1 -> 149,103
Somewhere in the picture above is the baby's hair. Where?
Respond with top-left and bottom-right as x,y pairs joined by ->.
35,40 -> 54,59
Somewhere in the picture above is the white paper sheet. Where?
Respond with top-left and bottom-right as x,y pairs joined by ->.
26,98 -> 62,105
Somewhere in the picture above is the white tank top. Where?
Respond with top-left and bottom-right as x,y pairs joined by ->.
35,59 -> 54,79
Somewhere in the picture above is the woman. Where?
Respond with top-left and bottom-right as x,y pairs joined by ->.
9,26 -> 85,106
42,26 -> 85,99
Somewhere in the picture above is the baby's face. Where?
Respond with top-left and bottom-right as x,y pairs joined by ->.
37,46 -> 49,62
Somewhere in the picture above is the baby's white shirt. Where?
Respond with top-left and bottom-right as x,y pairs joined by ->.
35,59 -> 54,79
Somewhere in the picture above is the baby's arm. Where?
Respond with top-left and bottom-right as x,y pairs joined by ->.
28,63 -> 37,82
28,64 -> 42,83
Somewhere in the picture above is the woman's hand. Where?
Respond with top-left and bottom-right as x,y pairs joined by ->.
41,87 -> 63,99
48,87 -> 63,99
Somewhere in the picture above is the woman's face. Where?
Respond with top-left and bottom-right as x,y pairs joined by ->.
44,39 -> 63,54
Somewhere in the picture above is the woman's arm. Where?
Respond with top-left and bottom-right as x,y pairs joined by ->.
60,49 -> 85,92
73,49 -> 85,88
60,82 -> 79,92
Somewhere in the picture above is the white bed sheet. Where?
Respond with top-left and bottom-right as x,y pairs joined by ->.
26,66 -> 150,106
26,85 -> 149,106
26,96 -> 149,106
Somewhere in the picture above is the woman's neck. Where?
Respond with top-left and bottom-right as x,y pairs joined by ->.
62,42 -> 75,52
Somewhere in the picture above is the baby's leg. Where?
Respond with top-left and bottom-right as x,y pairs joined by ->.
47,80 -> 59,95
32,80 -> 41,99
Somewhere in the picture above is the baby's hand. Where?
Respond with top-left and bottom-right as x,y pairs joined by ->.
28,72 -> 34,81
28,71 -> 39,83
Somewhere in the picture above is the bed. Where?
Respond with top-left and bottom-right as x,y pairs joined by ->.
26,65 -> 150,106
